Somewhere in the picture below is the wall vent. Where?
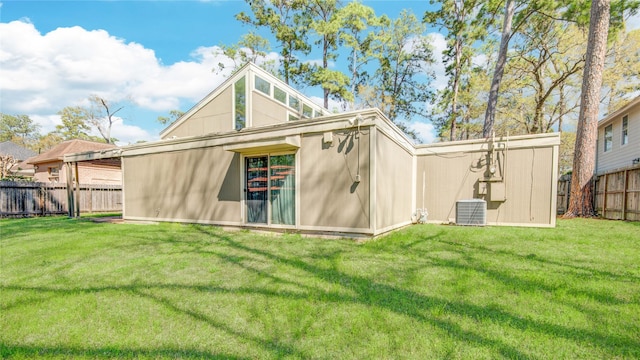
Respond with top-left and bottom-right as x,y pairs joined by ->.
456,199 -> 487,226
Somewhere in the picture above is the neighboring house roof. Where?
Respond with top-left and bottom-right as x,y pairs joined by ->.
28,139 -> 116,165
0,141 -> 37,160
599,95 -> 640,128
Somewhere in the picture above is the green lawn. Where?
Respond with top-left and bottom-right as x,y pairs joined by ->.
1,217 -> 639,359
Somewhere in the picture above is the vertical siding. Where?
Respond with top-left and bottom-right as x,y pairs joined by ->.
298,131 -> 370,231
416,152 -> 483,223
375,130 -> 413,231
416,141 -> 556,227
597,104 -> 640,173
123,146 -> 241,223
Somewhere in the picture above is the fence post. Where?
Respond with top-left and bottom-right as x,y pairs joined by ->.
66,165 -> 74,217
622,169 -> 628,221
89,184 -> 93,213
602,174 -> 608,219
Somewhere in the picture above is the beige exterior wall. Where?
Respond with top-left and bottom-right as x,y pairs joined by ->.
415,135 -> 558,227
252,92 -> 289,128
597,101 -> 640,174
120,112 -> 559,235
298,130 -> 371,231
123,146 -> 241,223
375,129 -> 414,231
163,87 -> 233,139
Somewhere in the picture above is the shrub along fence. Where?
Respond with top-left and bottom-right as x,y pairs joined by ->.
557,166 -> 640,221
0,181 -> 122,217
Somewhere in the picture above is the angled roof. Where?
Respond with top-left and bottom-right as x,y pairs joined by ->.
28,139 -> 116,165
599,95 -> 640,128
0,141 -> 37,160
159,62 -> 330,138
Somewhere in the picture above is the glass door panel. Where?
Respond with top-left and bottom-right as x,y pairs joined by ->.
246,156 -> 268,223
270,154 -> 295,225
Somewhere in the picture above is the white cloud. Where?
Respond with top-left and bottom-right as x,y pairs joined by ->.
108,121 -> 158,146
409,121 -> 437,144
31,114 -> 62,134
0,20 -> 245,143
0,20 -> 277,145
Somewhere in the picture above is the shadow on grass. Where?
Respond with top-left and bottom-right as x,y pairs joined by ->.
195,228 -> 639,359
0,343 -> 248,359
420,240 -> 638,306
3,223 -> 639,359
432,238 -> 640,283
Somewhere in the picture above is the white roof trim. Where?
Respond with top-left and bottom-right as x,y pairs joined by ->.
599,95 -> 640,128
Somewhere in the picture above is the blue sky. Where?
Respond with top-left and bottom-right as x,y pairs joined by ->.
2,1 -> 638,145
0,0 -> 443,144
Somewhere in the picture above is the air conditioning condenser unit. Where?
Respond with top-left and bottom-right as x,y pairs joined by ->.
456,199 -> 487,226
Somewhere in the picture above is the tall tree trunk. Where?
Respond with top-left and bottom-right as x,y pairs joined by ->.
450,35 -> 461,141
565,0 -> 610,218
483,0 -> 515,137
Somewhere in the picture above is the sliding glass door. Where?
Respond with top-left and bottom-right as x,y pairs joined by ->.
246,156 -> 268,223
245,154 -> 295,226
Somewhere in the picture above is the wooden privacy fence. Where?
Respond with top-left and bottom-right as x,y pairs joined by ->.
557,166 -> 640,221
0,181 -> 122,217
595,167 -> 640,221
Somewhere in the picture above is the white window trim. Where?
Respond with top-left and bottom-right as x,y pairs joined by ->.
604,124 -> 613,152
621,114 -> 629,146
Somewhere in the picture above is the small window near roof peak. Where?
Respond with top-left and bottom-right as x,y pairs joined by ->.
255,75 -> 270,95
274,86 -> 287,104
302,104 -> 313,118
289,95 -> 299,111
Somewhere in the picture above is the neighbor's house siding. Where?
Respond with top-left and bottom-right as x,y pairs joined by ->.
33,161 -> 65,183
596,97 -> 640,174
33,161 -> 121,185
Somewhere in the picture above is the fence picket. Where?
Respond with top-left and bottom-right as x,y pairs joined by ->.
557,166 -> 640,221
0,181 -> 121,217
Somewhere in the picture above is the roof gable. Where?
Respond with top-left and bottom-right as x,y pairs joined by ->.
599,95 -> 640,128
28,139 -> 116,165
0,141 -> 37,160
159,62 -> 330,138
